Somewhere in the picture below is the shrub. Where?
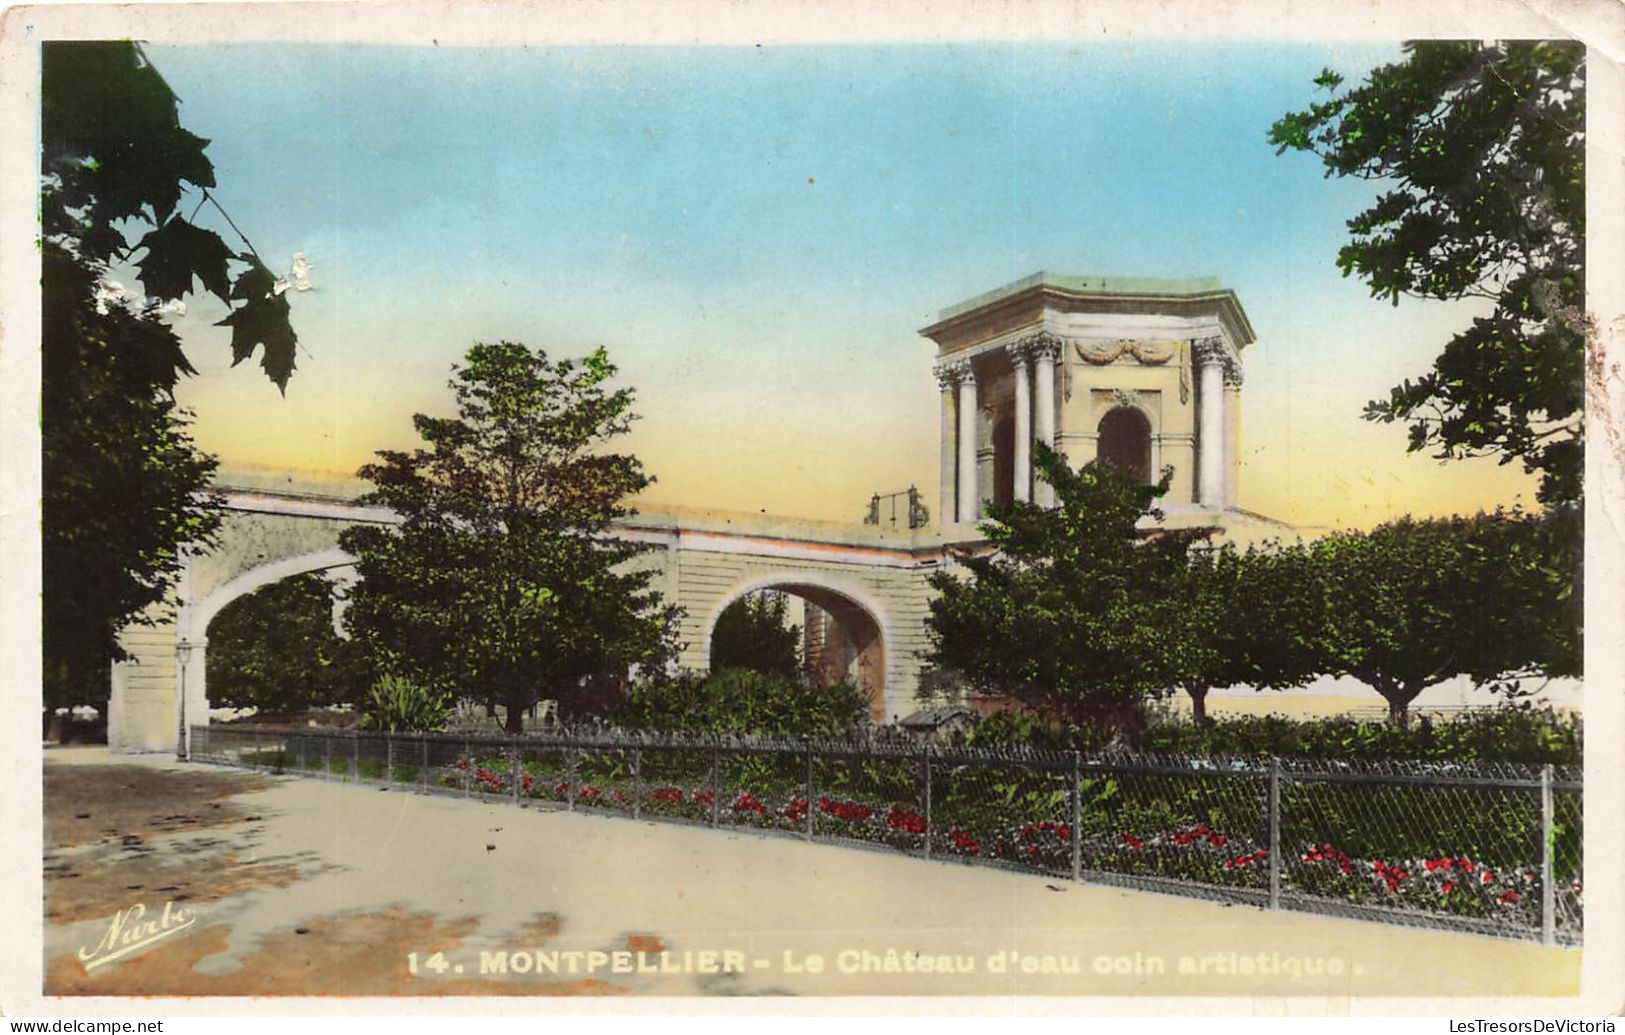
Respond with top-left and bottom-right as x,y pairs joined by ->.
359,673 -> 451,732
966,704 -> 1580,766
616,667 -> 866,737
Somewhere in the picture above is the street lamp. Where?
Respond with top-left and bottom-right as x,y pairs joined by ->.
176,638 -> 193,761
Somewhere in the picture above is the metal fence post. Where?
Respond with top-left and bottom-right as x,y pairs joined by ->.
1267,758 -> 1282,911
1071,751 -> 1083,883
324,734 -> 332,780
631,747 -> 642,819
350,733 -> 359,783
420,735 -> 429,792
708,746 -> 720,827
462,738 -> 471,797
1541,763 -> 1556,946
804,741 -> 815,842
295,732 -> 305,776
385,734 -> 395,785
922,746 -> 933,859
511,744 -> 522,805
566,746 -> 578,812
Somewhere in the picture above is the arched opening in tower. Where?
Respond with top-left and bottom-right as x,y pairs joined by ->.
1097,406 -> 1153,484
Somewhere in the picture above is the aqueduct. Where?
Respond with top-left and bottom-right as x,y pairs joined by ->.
107,272 -> 1294,752
108,479 -> 958,752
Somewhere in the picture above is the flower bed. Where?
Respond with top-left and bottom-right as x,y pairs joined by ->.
410,752 -> 1573,936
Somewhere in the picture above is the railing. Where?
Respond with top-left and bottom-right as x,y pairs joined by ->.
188,724 -> 1583,946
863,486 -> 929,530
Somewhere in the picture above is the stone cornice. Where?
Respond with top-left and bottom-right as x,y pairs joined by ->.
919,273 -> 1257,351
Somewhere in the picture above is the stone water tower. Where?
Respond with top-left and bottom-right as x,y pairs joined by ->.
919,273 -> 1254,525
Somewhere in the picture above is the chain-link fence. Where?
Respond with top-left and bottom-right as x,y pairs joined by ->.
189,724 -> 1582,946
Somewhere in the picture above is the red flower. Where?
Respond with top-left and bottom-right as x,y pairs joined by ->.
1118,832 -> 1144,849
1499,890 -> 1520,905
1440,882 -> 1455,895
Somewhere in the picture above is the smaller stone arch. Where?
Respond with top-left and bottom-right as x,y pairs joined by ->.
1097,406 -> 1153,484
699,572 -> 893,722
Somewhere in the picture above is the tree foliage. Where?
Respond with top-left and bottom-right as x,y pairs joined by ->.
925,446 -> 1208,737
1270,41 -> 1585,503
42,245 -> 222,709
41,42 -> 298,710
205,573 -> 370,713
42,42 -> 298,386
1309,509 -> 1580,725
338,342 -> 677,732
709,591 -> 802,680
1167,542 -> 1325,723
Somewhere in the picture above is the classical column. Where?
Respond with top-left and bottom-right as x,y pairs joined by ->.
1031,334 -> 1062,508
1224,364 -> 1244,507
1194,336 -> 1228,508
956,359 -> 980,523
1006,341 -> 1032,503
933,362 -> 961,526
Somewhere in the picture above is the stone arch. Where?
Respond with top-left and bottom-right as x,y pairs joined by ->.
1098,405 -> 1153,484
171,547 -> 358,737
699,572 -> 893,723
183,546 -> 358,642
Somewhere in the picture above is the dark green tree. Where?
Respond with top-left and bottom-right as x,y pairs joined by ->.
42,246 -> 222,710
43,42 -> 298,386
1270,41 -> 1585,503
205,573 -> 371,713
1310,510 -> 1579,726
42,42 -> 299,711
709,591 -> 802,679
925,445 -> 1207,739
338,342 -> 678,733
1167,542 -> 1326,724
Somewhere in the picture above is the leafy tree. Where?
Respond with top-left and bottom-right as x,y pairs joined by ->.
43,42 -> 298,386
1270,41 -> 1585,503
709,591 -> 802,679
41,42 -> 298,711
1168,542 -> 1325,724
338,342 -> 677,733
925,445 -> 1208,740
42,246 -> 223,710
1310,510 -> 1578,726
205,573 -> 370,713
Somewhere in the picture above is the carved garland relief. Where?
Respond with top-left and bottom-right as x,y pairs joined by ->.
1071,339 -> 1191,405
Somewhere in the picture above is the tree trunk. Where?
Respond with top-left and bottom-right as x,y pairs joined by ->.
1187,684 -> 1210,725
1382,683 -> 1423,729
503,690 -> 526,735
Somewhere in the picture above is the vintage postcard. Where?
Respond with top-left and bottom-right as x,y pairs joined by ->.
1,0 -> 1623,1018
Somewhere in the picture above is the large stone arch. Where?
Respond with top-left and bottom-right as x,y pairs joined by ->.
174,547 -> 359,741
109,490 -> 392,753
699,571 -> 895,722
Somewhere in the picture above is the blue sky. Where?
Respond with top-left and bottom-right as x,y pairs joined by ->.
150,40 -> 1537,528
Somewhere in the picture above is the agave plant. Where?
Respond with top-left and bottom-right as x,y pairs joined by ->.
362,673 -> 451,732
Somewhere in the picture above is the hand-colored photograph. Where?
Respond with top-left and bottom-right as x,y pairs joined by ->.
12,4 -> 1607,1007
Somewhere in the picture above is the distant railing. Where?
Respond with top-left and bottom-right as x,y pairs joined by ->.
864,486 -> 929,530
188,724 -> 1583,946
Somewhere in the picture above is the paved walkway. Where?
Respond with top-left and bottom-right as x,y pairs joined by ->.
42,748 -> 1580,998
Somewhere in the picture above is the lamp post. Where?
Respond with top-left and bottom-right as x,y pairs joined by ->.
176,638 -> 193,761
